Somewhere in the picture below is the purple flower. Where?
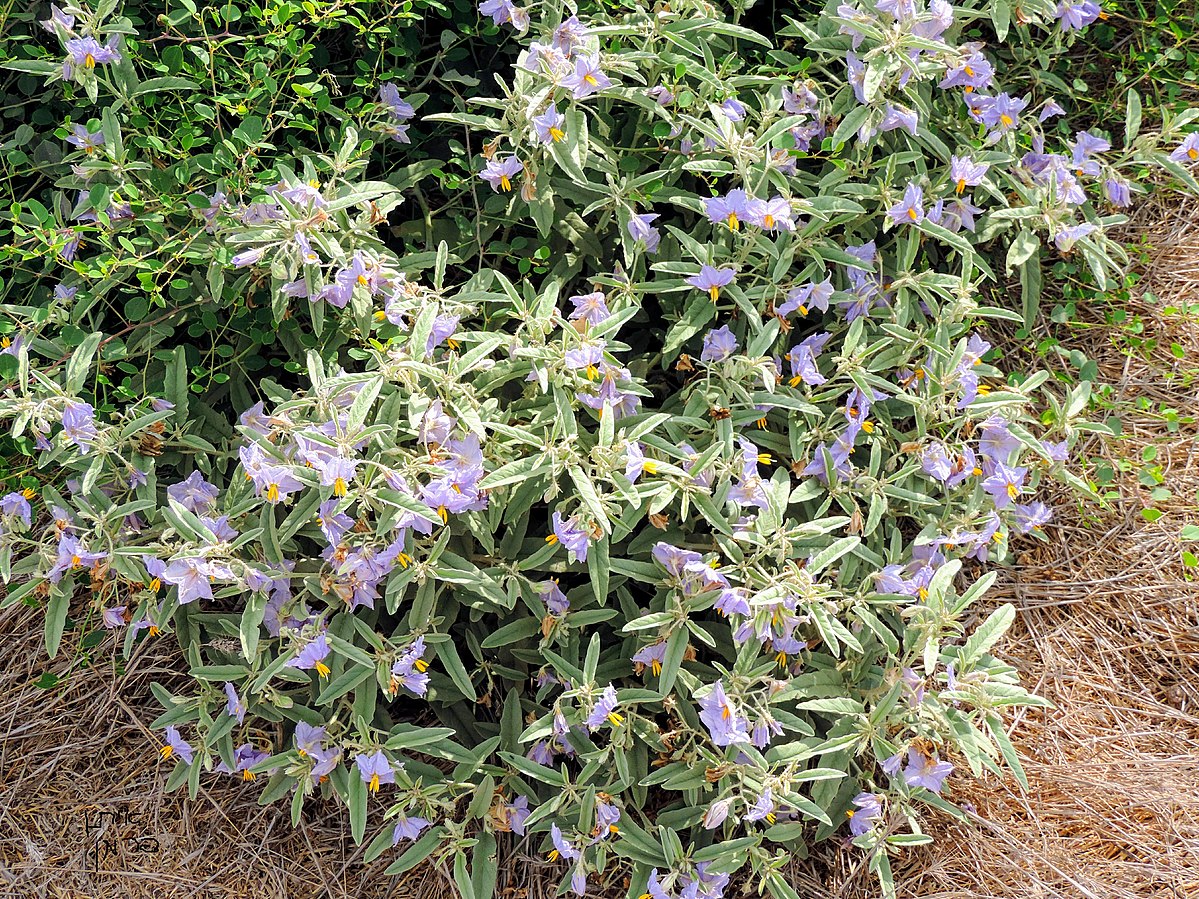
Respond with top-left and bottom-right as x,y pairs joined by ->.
562,55 -> 612,99
0,492 -> 33,530
480,156 -> 523,193
1104,177 -> 1131,207
392,814 -> 432,843
703,798 -> 732,829
700,325 -> 738,363
41,4 -> 75,36
889,182 -> 925,225
627,213 -> 661,253
540,580 -> 570,616
744,787 -> 777,824
390,636 -> 430,696
949,156 -> 989,195
880,104 -> 919,136
161,556 -> 231,606
549,824 -> 580,862
983,463 -> 1027,509
698,681 -> 750,747
505,795 -> 531,834
632,642 -> 667,676
379,83 -> 415,120
1013,501 -> 1052,534
548,511 -> 590,562
533,104 -> 566,144
355,750 -> 396,793
215,743 -> 271,781
585,684 -> 622,730
61,401 -> 98,450
224,682 -> 246,724
1055,0 -> 1101,31
785,332 -> 830,387
848,793 -> 883,836
686,265 -> 736,303
1053,222 -> 1097,252
294,722 -> 327,756
167,472 -> 220,514
778,278 -> 833,317
250,463 -> 306,505
648,86 -> 674,106
901,748 -> 954,792
479,0 -> 515,25
102,606 -> 126,629
159,726 -> 194,764
568,291 -> 610,326
705,190 -> 752,231
746,196 -> 795,232
67,124 -> 104,154
64,36 -> 120,80
231,246 -> 267,268
289,633 -> 333,677
720,98 -> 747,121
1170,133 -> 1199,164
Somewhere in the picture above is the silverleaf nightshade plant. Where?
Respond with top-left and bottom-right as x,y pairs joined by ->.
3,1 -> 1199,899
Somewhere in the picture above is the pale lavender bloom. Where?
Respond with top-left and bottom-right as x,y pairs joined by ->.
550,824 -> 580,861
627,213 -> 661,253
700,325 -> 738,363
379,83 -> 415,120
940,47 -> 994,91
224,682 -> 247,724
1039,100 -> 1066,121
648,86 -> 674,106
392,815 -> 432,843
550,511 -> 590,562
61,401 -> 98,450
720,98 -> 747,121
778,278 -> 833,317
697,681 -> 750,746
533,104 -> 566,144
67,124 -> 104,154
540,580 -> 570,616
714,587 -> 750,616
568,291 -> 610,325
686,265 -> 736,302
703,798 -> 732,829
785,332 -> 830,387
160,726 -> 193,764
1170,133 -> 1199,164
624,441 -> 650,484
294,722 -> 327,756
705,189 -> 752,231
744,787 -> 777,823
1055,0 -> 1101,31
631,641 -> 667,676
390,636 -> 430,696
593,798 -> 621,842
562,55 -> 612,99
889,183 -> 925,225
1013,501 -> 1052,533
846,51 -> 867,104
848,793 -> 883,836
506,795 -> 531,834
0,493 -> 32,530
902,748 -> 953,792
41,4 -> 75,36
913,0 -> 953,39
250,464 -> 306,505
1104,177 -> 1131,207
981,93 -> 1029,135
586,684 -> 621,729
949,156 -> 989,195
200,515 -> 238,543
877,0 -> 918,19
783,82 -> 819,114
289,633 -> 332,675
162,556 -> 229,605
64,36 -> 120,80
425,314 -> 460,356
982,463 -> 1027,509
355,750 -> 396,792
551,15 -> 590,53
746,196 -> 795,232
167,471 -> 219,513
751,715 -> 783,748
480,156 -> 523,192
1053,222 -> 1097,252
102,606 -> 126,628
879,104 -> 919,136
479,0 -> 515,25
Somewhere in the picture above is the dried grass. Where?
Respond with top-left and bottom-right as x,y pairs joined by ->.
2,198 -> 1198,898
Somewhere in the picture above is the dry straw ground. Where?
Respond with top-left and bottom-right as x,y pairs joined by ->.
2,201 -> 1197,899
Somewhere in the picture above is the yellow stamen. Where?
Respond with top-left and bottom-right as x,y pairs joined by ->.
149,626 -> 160,637
918,586 -> 929,601
1000,114 -> 1014,127
1189,148 -> 1198,161
955,178 -> 966,195
972,467 -> 982,476
149,577 -> 161,593
315,660 -> 331,678
545,533 -> 559,544
447,338 -> 460,350
266,483 -> 280,502
727,213 -> 739,231
438,506 -> 448,524
607,711 -> 624,726
308,179 -> 321,189
583,74 -> 598,86
757,417 -> 767,429
549,127 -> 565,142
333,477 -> 348,497
84,54 -> 96,69
977,384 -> 992,395
369,773 -> 380,793
775,651 -> 788,666
651,659 -> 662,675
862,421 -> 875,434
709,286 -> 720,303
500,175 -> 511,192
160,745 -> 173,759
643,461 -> 658,475
964,65 -> 975,76
586,364 -> 598,380
373,310 -> 387,321
788,375 -> 803,388
765,812 -> 776,824
357,274 -> 370,287
71,554 -> 82,568
907,208 -> 918,221
398,552 -> 412,568
548,850 -> 560,862
758,453 -> 773,464
721,706 -> 730,720
1006,482 -> 1019,498
763,214 -> 774,229
21,488 -> 35,500
243,769 -> 256,781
